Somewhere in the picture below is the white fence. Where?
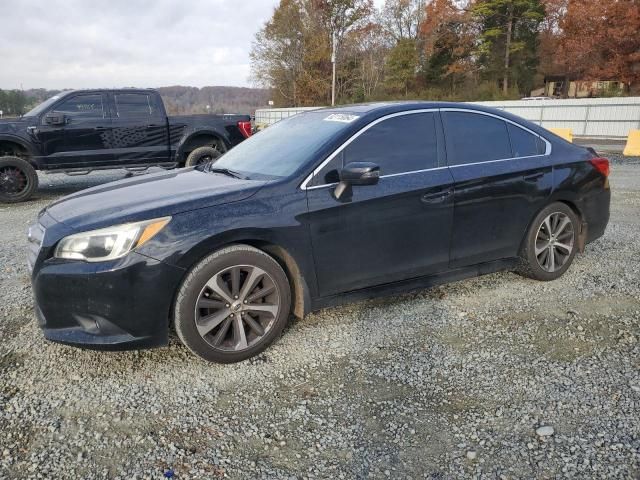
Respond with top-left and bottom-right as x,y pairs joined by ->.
255,97 -> 640,139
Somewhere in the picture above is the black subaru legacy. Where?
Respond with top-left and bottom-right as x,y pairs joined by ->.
28,102 -> 610,363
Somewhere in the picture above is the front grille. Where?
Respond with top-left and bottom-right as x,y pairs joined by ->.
27,222 -> 45,272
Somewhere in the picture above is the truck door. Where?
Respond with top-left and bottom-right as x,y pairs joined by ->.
40,92 -> 113,168
109,92 -> 169,165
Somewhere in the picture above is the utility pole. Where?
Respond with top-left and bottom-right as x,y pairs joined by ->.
331,30 -> 336,106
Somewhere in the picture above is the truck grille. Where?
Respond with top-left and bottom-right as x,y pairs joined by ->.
27,222 -> 45,272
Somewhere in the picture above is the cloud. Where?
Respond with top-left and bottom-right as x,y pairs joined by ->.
0,0 -> 278,89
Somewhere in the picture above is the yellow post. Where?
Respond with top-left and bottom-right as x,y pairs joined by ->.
623,130 -> 640,156
548,128 -> 573,143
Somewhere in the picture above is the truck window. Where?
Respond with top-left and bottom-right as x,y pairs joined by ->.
114,93 -> 157,118
55,94 -> 105,119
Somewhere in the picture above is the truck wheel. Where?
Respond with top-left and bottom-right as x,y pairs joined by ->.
185,146 -> 222,167
0,156 -> 38,203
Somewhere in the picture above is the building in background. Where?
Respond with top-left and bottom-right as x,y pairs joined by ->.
542,77 -> 627,98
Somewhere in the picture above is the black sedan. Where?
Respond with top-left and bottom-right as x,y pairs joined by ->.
28,102 -> 610,363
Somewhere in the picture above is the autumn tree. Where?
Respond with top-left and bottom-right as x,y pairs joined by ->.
472,0 -> 545,95
380,0 -> 426,40
250,0 -> 374,106
420,0 -> 476,94
250,0 -> 306,106
558,0 -> 640,93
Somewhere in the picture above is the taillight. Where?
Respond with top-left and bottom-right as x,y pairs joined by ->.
237,121 -> 252,138
589,157 -> 610,177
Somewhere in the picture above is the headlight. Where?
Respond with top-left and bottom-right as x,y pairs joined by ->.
54,217 -> 171,262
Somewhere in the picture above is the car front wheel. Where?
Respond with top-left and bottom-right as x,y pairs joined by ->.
174,244 -> 291,363
518,202 -> 579,281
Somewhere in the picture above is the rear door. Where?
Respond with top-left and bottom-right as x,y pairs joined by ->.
109,92 -> 169,165
306,111 -> 454,297
441,109 -> 552,267
41,92 -> 112,168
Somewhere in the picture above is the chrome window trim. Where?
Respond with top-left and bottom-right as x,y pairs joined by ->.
305,166 -> 450,191
300,107 -> 552,190
299,109 -> 439,190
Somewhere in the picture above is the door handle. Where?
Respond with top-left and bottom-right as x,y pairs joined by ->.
524,172 -> 544,182
421,188 -> 453,204
94,126 -> 108,131
146,124 -> 160,128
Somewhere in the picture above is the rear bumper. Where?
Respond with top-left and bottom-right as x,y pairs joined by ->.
32,252 -> 185,351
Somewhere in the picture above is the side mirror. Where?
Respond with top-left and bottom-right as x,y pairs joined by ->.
339,162 -> 380,185
44,112 -> 67,126
334,162 -> 380,199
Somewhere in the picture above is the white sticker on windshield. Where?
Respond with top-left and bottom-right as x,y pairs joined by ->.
324,113 -> 359,123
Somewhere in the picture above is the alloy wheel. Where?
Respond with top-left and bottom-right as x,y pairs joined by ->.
194,265 -> 280,351
534,212 -> 575,272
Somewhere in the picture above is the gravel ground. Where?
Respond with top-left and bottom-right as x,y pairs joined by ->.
0,159 -> 639,479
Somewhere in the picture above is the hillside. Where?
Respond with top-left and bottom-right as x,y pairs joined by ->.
21,86 -> 271,116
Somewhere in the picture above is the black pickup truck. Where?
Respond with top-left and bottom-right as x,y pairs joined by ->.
0,88 -> 252,202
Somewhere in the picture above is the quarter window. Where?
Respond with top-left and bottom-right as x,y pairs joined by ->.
54,94 -> 104,118
114,93 -> 156,118
442,112 -> 511,165
508,123 -> 542,157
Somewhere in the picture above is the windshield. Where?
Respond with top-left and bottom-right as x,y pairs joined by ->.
213,111 -> 357,179
23,95 -> 62,117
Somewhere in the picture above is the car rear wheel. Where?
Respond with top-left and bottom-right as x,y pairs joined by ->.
0,156 -> 38,203
518,202 -> 579,281
174,244 -> 291,363
185,146 -> 222,168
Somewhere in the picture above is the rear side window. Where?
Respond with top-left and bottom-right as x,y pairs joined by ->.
55,94 -> 104,118
114,93 -> 156,118
442,112 -> 511,165
343,112 -> 438,176
508,123 -> 542,157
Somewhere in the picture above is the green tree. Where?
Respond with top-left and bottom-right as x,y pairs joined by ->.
472,0 -> 545,95
0,89 -> 29,117
384,38 -> 418,96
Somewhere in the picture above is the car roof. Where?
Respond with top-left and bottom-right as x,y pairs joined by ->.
313,101 -> 551,139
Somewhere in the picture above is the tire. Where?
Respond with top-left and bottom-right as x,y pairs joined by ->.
0,156 -> 38,203
517,202 -> 579,281
185,146 -> 222,168
174,244 -> 292,363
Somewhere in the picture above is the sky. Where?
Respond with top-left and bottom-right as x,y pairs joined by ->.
0,0 -> 386,91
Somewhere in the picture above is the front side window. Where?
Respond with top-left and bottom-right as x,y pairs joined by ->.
442,111 -> 511,165
341,113 -> 438,177
54,94 -> 104,118
114,93 -> 155,118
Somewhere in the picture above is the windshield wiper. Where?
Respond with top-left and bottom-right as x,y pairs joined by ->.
207,167 -> 246,179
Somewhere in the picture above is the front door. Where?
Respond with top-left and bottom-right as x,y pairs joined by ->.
41,92 -> 112,168
441,110 -> 553,267
306,111 -> 454,297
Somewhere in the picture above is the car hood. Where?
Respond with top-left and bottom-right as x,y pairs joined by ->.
0,117 -> 28,134
44,168 -> 267,231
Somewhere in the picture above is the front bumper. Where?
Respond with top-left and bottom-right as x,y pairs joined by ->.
32,250 -> 185,351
